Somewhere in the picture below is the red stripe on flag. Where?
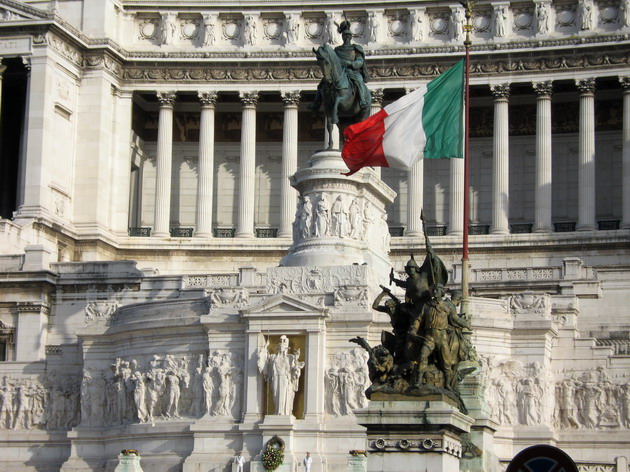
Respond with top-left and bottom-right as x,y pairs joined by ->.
341,109 -> 389,176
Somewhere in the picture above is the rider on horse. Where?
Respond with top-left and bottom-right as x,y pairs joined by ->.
310,20 -> 370,113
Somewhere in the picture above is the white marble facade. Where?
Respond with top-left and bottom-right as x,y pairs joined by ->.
0,0 -> 629,471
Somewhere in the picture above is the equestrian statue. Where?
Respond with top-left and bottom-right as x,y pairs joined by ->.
309,20 -> 371,149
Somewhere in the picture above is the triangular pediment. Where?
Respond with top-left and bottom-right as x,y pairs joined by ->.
0,0 -> 49,22
241,294 -> 327,317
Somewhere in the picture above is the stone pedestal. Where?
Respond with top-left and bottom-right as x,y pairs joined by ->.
281,150 -> 396,283
354,398 -> 474,472
114,453 -> 143,472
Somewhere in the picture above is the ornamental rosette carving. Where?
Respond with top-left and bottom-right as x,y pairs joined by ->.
156,91 -> 176,106
281,90 -> 301,106
532,80 -> 553,97
575,78 -> 596,94
490,83 -> 511,99
239,91 -> 259,106
198,91 -> 218,106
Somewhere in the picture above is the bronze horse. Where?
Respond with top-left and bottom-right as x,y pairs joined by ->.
312,44 -> 370,149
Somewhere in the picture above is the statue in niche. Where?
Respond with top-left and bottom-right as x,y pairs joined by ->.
243,15 -> 258,46
350,214 -> 477,412
203,14 -> 216,46
310,20 -> 371,149
368,12 -> 379,43
257,335 -> 305,416
411,10 -> 423,42
451,8 -> 464,41
536,3 -> 549,34
578,0 -> 593,30
161,13 -> 176,46
622,0 -> 630,28
494,7 -> 507,37
286,14 -> 300,44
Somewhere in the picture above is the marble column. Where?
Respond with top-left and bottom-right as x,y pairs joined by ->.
195,91 -> 218,238
620,76 -> 630,229
370,88 -> 384,178
0,61 -> 6,123
404,88 -> 423,236
278,90 -> 300,238
406,160 -> 424,236
448,157 -> 464,236
575,78 -> 596,231
532,81 -> 553,233
490,83 -> 510,235
153,91 -> 176,238
236,91 -> 258,238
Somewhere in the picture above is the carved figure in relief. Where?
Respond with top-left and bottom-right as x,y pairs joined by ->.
326,349 -> 370,416
130,360 -> 148,423
244,15 -> 258,46
495,377 -> 517,424
203,14 -> 216,46
494,7 -> 507,37
146,368 -> 166,426
517,377 -> 542,425
559,378 -> 581,428
331,195 -> 348,237
578,0 -> 593,30
257,336 -> 305,415
536,3 -> 549,34
164,372 -> 181,419
314,194 -> 330,237
12,386 -> 30,430
622,383 -> 630,427
348,198 -> 363,239
299,196 -> 313,238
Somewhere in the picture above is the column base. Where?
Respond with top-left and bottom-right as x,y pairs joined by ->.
193,232 -> 213,239
576,224 -> 596,231
152,231 -> 170,238
533,225 -> 552,233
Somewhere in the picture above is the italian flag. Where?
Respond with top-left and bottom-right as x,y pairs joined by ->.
341,59 -> 464,176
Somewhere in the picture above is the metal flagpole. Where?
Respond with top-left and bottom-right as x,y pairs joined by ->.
460,0 -> 474,300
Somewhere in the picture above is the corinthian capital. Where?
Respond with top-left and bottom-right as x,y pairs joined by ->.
281,90 -> 301,107
198,91 -> 218,106
156,91 -> 177,106
532,80 -> 553,97
575,78 -> 596,95
239,91 -> 259,106
490,83 -> 510,99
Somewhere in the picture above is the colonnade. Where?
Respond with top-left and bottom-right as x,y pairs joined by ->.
141,76 -> 630,238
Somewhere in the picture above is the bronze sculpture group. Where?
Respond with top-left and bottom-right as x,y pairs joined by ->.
351,218 -> 478,411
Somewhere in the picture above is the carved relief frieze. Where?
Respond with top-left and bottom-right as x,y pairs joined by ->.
84,300 -> 119,325
326,349 -> 369,416
267,265 -> 368,295
209,287 -> 249,311
46,32 -> 82,67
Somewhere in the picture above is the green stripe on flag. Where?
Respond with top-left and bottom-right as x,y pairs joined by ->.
422,59 -> 464,159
